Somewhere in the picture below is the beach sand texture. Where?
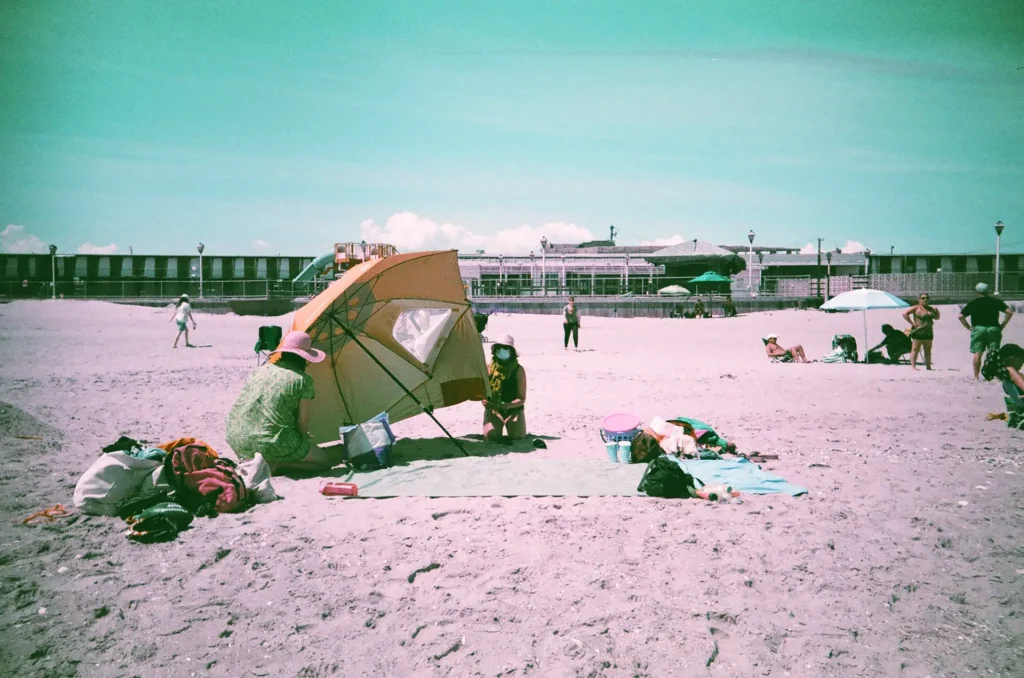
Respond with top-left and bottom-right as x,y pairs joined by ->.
0,300 -> 1021,677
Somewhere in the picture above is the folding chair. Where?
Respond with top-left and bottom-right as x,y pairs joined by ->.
254,325 -> 283,365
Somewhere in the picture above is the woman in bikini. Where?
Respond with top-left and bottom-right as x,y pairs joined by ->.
903,292 -> 940,371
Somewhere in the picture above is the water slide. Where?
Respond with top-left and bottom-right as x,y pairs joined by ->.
291,251 -> 336,284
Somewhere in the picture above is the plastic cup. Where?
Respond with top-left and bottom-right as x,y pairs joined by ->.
604,441 -> 618,463
617,440 -> 632,464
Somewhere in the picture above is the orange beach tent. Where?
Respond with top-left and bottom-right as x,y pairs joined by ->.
288,250 -> 489,447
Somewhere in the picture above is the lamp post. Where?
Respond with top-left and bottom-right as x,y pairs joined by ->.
864,248 -> 871,276
197,242 -> 205,299
995,221 -> 1005,295
624,253 -> 630,293
825,251 -> 832,300
48,244 -> 57,299
540,236 -> 548,296
498,254 -> 504,296
747,230 -> 755,296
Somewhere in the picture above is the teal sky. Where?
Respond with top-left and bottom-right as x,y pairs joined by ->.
2,1 -> 1022,256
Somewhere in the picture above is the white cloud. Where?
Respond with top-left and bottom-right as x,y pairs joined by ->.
77,242 -> 120,255
253,239 -> 271,250
1,225 -> 48,253
798,240 -> 868,255
358,211 -> 597,255
639,235 -> 686,247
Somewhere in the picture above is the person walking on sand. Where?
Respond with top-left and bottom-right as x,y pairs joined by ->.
903,292 -> 940,371
563,296 -> 581,350
171,294 -> 197,348
959,282 -> 1014,380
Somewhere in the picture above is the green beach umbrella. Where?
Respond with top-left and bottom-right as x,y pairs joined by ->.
688,271 -> 733,285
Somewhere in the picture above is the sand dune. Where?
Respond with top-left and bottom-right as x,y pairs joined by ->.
0,300 -> 1021,677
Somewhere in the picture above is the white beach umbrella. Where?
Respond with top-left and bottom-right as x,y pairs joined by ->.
820,289 -> 910,359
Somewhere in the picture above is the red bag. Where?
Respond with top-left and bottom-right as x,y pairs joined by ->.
164,442 -> 250,514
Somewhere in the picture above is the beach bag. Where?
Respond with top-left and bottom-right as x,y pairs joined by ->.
637,455 -> 699,499
340,412 -> 396,470
73,451 -> 168,516
163,442 -> 250,514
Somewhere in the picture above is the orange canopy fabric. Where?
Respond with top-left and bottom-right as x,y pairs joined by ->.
290,250 -> 489,445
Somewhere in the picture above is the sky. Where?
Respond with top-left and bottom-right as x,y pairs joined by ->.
1,1 -> 1022,258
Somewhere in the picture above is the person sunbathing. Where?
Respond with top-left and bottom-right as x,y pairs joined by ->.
483,334 -> 527,442
764,334 -> 808,362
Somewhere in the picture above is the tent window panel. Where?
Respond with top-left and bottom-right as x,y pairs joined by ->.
392,308 -> 453,363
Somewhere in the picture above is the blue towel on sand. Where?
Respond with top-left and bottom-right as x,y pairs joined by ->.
668,457 -> 808,496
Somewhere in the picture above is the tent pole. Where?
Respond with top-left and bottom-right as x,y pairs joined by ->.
340,324 -> 471,457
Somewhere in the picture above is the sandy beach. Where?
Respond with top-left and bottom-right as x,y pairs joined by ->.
0,299 -> 1021,677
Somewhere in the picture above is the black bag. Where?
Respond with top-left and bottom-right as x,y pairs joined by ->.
637,455 -> 699,498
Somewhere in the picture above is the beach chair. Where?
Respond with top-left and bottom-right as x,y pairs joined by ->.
254,325 -> 283,365
1002,380 -> 1024,429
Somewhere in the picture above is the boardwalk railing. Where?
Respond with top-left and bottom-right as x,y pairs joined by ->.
0,279 -> 332,301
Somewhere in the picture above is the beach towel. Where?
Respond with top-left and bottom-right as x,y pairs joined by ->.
320,457 -> 807,498
164,442 -> 250,514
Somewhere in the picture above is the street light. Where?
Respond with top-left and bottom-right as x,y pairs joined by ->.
825,251 -> 832,300
995,221 -> 1005,295
48,244 -> 57,299
197,242 -> 205,299
747,230 -> 755,296
864,248 -> 871,276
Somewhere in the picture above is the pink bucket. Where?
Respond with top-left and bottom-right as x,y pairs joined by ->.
599,413 -> 641,443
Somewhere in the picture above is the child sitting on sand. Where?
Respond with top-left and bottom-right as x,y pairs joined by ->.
483,335 -> 527,442
764,334 -> 809,363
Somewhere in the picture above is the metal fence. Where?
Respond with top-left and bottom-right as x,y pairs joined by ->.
0,279 -> 331,301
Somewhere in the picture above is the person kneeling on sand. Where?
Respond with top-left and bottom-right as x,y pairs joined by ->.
764,334 -> 809,363
226,331 -> 344,475
867,324 -> 912,364
483,334 -> 527,442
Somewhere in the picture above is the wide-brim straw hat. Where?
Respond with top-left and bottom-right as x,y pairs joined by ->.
272,331 -> 326,363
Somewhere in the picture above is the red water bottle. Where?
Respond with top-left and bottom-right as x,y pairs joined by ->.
320,481 -> 358,497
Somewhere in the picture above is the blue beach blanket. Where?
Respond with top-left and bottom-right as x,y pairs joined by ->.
316,456 -> 807,498
668,457 -> 808,496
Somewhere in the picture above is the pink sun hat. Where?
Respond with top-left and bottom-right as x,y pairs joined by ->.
273,331 -> 326,363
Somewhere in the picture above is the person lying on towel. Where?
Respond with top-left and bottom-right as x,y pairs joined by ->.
764,334 -> 809,363
226,331 -> 344,475
483,334 -> 528,442
867,324 -> 912,364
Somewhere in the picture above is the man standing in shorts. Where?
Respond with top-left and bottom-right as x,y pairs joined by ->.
959,282 -> 1014,380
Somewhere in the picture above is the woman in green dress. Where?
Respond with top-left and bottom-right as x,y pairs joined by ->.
226,331 -> 343,475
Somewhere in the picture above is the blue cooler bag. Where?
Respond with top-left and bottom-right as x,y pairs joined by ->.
339,412 -> 396,470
